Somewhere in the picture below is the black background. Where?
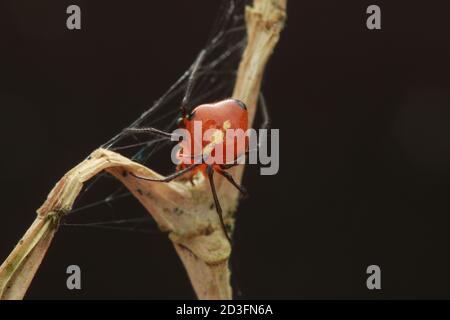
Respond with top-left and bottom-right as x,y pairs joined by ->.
1,0 -> 450,299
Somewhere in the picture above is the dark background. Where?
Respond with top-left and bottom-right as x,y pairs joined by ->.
1,0 -> 450,299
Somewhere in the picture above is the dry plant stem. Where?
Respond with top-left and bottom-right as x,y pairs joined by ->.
175,0 -> 287,299
0,0 -> 286,300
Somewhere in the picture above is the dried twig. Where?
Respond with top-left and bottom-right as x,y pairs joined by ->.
0,0 -> 286,300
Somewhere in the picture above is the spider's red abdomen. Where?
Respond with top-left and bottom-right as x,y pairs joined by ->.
184,99 -> 248,134
177,99 -> 248,171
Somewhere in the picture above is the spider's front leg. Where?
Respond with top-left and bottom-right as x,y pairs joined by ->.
123,127 -> 175,139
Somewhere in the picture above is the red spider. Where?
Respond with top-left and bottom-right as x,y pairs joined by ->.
124,51 -> 269,243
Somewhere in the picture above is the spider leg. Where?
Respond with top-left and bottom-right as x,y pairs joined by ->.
206,165 -> 232,244
181,49 -> 207,117
258,92 -> 271,130
217,167 -> 247,196
123,127 -> 174,139
220,147 -> 259,169
129,164 -> 199,183
220,163 -> 237,170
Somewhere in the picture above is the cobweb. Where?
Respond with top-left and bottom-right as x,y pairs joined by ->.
61,0 -> 249,233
